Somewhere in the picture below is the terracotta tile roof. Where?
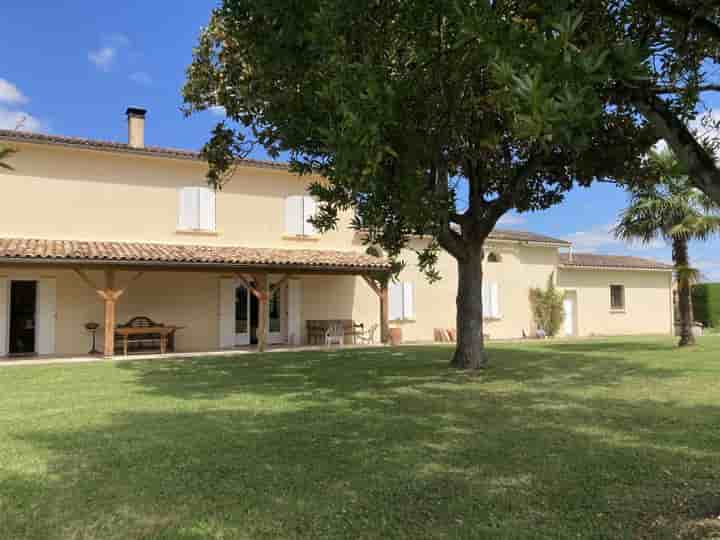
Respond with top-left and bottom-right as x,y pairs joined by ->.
489,228 -> 571,246
0,237 -> 391,273
559,252 -> 673,270
0,129 -> 289,170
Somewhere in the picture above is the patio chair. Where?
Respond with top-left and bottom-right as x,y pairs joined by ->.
325,323 -> 344,346
356,323 -> 378,345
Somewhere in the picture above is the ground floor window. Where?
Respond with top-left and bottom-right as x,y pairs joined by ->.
610,284 -> 626,311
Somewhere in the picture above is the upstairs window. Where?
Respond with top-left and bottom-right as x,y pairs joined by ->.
389,282 -> 415,321
487,252 -> 502,263
285,195 -> 317,236
178,187 -> 216,232
610,284 -> 626,310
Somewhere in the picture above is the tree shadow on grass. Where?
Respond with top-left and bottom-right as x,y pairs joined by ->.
113,344 -> 690,405
4,346 -> 720,539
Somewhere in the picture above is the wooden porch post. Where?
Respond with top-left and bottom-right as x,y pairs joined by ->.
254,273 -> 269,353
73,268 -> 143,358
362,274 -> 390,345
380,284 -> 390,344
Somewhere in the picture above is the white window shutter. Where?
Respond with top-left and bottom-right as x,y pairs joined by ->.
178,187 -> 200,230
198,187 -> 216,231
0,278 -> 7,355
303,196 -> 317,235
285,196 -> 304,235
402,282 -> 414,319
37,278 -> 57,355
389,282 -> 404,321
491,282 -> 500,319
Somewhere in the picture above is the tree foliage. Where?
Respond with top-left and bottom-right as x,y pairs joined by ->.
615,148 -> 720,346
183,1 -> 654,368
529,274 -> 565,338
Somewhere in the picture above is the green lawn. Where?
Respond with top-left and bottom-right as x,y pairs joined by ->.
1,337 -> 719,540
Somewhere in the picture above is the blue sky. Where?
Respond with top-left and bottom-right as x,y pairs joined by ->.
1,2 -> 719,280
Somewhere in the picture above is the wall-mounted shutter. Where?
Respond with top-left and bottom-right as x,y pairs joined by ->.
389,282 -> 404,321
37,278 -> 56,355
178,187 -> 199,230
490,283 -> 500,319
219,278 -> 236,348
402,282 -> 415,319
303,196 -> 317,235
198,187 -> 216,231
0,278 -> 7,356
285,195 -> 304,235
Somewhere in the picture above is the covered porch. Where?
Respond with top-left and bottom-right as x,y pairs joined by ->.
0,237 -> 392,359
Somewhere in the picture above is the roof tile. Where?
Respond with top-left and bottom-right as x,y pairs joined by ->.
559,252 -> 673,270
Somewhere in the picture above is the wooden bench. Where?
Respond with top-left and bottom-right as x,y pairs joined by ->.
306,320 -> 364,345
114,316 -> 181,355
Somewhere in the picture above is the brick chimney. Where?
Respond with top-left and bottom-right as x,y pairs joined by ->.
126,107 -> 147,148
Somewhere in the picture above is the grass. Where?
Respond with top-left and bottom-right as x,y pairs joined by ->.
1,336 -> 719,540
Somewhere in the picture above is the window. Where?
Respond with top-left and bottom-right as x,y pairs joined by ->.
482,282 -> 501,319
610,285 -> 626,310
178,187 -> 216,231
487,252 -> 502,263
285,195 -> 317,236
389,282 -> 414,321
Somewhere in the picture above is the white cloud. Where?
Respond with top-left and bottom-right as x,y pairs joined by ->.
0,107 -> 43,132
565,223 -> 665,253
497,213 -> 526,227
88,34 -> 132,72
0,79 -> 28,105
129,71 -> 152,85
88,46 -> 117,71
209,105 -> 226,117
695,259 -> 720,282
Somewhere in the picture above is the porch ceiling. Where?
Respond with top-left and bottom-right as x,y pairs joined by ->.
0,237 -> 391,275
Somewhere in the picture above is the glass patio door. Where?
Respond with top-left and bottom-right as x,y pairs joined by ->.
235,285 -> 251,346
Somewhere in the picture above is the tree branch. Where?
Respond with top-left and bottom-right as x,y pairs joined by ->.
652,83 -> 720,94
649,0 -> 720,41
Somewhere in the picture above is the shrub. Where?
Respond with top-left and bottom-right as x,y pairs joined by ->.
529,274 -> 565,337
692,283 -> 720,328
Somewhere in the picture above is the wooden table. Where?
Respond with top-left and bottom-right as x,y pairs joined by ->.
114,326 -> 181,356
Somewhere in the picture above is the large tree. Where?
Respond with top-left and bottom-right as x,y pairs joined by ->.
183,1 -> 652,368
584,1 -> 720,204
616,149 -> 720,346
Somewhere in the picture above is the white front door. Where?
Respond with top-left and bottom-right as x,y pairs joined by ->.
563,296 -> 575,337
235,284 -> 251,346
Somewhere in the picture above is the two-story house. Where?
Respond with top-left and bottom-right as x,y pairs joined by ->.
0,108 -> 674,358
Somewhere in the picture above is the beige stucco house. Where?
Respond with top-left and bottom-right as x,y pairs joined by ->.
0,109 -> 674,358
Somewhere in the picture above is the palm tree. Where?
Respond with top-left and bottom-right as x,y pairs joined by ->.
615,149 -> 720,347
0,145 -> 16,170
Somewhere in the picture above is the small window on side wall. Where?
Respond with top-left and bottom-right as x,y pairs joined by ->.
610,285 -> 626,311
487,252 -> 502,263
178,187 -> 216,232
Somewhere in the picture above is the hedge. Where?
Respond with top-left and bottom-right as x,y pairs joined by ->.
692,283 -> 720,328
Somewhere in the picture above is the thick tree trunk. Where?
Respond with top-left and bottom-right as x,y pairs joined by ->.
450,247 -> 488,369
673,237 -> 696,347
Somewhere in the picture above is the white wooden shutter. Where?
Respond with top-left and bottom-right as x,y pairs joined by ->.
198,187 -> 216,231
0,278 -> 7,356
303,196 -> 317,235
287,279 -> 303,345
285,196 -> 304,235
402,282 -> 415,319
178,187 -> 199,230
37,278 -> 56,355
490,282 -> 500,319
389,282 -> 404,321
219,278 -> 236,348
